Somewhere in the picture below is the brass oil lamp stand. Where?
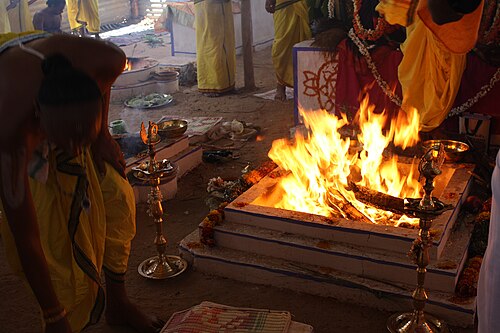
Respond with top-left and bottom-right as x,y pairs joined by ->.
387,144 -> 451,333
135,121 -> 188,279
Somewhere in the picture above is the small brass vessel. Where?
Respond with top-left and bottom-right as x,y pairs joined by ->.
421,140 -> 469,162
157,119 -> 188,139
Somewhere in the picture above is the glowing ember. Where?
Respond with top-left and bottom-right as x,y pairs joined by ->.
254,97 -> 422,226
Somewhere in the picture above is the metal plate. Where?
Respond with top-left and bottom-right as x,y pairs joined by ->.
124,93 -> 173,109
138,255 -> 188,279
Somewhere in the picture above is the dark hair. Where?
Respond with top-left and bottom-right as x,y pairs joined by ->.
38,54 -> 101,105
38,54 -> 103,150
46,0 -> 65,7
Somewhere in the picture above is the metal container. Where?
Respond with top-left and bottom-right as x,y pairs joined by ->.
421,140 -> 469,162
158,119 -> 188,139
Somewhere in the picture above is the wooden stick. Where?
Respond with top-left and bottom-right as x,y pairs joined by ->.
327,188 -> 372,223
348,181 -> 405,214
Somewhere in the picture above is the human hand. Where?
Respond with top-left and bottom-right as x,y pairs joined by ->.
91,131 -> 126,178
265,0 -> 276,13
45,317 -> 72,333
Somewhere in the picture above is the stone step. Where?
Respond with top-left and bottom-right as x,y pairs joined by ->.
207,218 -> 472,293
179,230 -> 476,328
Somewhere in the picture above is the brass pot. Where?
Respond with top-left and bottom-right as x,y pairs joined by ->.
157,119 -> 188,139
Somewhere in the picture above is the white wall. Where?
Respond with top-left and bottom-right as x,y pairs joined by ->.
170,0 -> 274,57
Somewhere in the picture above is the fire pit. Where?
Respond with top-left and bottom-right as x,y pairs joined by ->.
111,57 -> 178,103
180,101 -> 477,327
115,57 -> 159,87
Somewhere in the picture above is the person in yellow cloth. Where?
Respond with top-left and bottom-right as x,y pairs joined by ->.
66,0 -> 100,38
1,0 -> 11,32
376,0 -> 484,132
265,0 -> 311,101
194,0 -> 236,97
6,0 -> 34,32
0,32 -> 163,333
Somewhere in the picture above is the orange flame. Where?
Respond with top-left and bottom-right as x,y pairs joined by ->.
124,59 -> 132,71
254,96 -> 422,226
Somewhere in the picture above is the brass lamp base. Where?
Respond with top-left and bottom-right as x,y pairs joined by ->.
387,312 -> 449,333
138,255 -> 188,280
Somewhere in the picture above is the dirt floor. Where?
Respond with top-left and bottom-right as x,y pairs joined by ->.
0,37 -> 477,333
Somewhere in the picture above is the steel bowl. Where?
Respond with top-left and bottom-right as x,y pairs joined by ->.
421,139 -> 470,162
157,119 -> 188,139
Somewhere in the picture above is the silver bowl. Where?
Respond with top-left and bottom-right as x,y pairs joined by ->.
421,140 -> 469,162
157,119 -> 188,139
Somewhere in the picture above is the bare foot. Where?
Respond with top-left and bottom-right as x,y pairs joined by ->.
202,88 -> 237,98
106,298 -> 165,333
202,92 -> 221,97
274,84 -> 287,101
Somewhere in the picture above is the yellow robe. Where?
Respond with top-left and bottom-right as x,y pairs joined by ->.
6,0 -> 33,32
0,31 -> 49,62
377,0 -> 484,132
195,0 -> 236,93
1,149 -> 135,332
0,0 -> 11,33
66,0 -> 100,33
272,0 -> 311,87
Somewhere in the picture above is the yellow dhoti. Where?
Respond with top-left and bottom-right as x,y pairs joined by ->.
0,0 -> 11,33
377,0 -> 483,132
6,0 -> 33,33
0,31 -> 49,52
195,0 -> 236,93
272,0 -> 311,87
1,149 -> 136,332
66,0 -> 101,33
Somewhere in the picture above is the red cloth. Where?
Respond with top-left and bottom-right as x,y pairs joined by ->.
450,54 -> 500,133
335,39 -> 402,120
335,38 -> 500,133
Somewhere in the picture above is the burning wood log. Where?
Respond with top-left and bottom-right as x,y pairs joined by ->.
348,181 -> 406,214
327,188 -> 372,224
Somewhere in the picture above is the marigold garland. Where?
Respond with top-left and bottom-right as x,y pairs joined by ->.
200,162 -> 278,246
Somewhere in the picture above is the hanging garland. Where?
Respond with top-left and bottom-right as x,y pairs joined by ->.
328,0 -> 334,18
348,29 -> 402,106
478,1 -> 500,45
447,68 -> 500,118
351,0 -> 390,41
348,28 -> 500,118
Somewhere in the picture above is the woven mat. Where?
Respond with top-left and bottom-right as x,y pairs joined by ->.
160,301 -> 292,333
